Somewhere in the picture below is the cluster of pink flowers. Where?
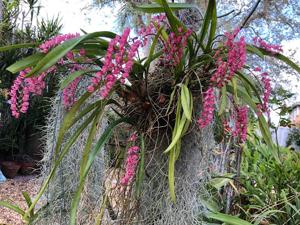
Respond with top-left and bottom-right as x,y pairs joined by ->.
163,27 -> 192,66
10,33 -> 86,118
254,67 -> 271,113
9,67 -> 53,118
87,28 -> 141,98
197,87 -> 215,128
120,145 -> 140,186
198,29 -> 246,129
138,14 -> 167,46
253,37 -> 283,54
210,29 -> 246,88
232,106 -> 248,142
62,76 -> 81,109
39,33 -> 80,53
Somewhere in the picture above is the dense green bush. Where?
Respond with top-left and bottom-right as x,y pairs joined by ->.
239,135 -> 300,224
0,0 -> 61,157
202,133 -> 300,225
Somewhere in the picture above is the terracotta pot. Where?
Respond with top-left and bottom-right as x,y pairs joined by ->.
20,162 -> 35,175
1,161 -> 21,179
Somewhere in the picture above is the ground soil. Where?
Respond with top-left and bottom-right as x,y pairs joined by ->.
0,175 -> 39,225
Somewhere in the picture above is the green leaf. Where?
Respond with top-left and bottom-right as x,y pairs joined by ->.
226,85 -> 257,110
70,117 -> 133,225
181,84 -> 192,121
60,69 -> 97,90
231,77 -> 239,104
219,85 -> 227,115
53,91 -> 93,157
135,3 -> 195,13
154,0 -> 184,33
22,191 -> 34,217
246,45 -> 264,58
166,87 -> 177,113
168,143 -> 177,202
145,27 -> 163,67
27,31 -> 116,77
253,210 -> 284,225
258,116 -> 279,162
235,71 -> 263,105
0,201 -> 25,216
164,113 -> 187,153
206,0 -> 217,51
22,192 -> 32,207
6,53 -> 45,73
199,0 -> 216,48
79,104 -> 105,177
247,45 -> 300,74
199,197 -> 220,213
0,43 -> 38,52
209,174 -> 235,190
207,212 -> 252,225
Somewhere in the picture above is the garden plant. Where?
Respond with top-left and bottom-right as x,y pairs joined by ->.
0,0 -> 300,224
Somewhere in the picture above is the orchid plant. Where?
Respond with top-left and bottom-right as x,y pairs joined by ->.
1,0 -> 300,224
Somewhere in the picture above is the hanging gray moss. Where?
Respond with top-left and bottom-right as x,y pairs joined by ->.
33,79 -> 108,225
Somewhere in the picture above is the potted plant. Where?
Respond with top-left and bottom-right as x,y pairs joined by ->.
0,161 -> 21,179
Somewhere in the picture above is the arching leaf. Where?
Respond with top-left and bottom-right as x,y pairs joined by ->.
6,53 -> 45,73
70,117 -> 133,225
135,3 -> 195,13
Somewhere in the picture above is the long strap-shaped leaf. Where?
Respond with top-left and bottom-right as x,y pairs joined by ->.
181,84 -> 193,121
246,44 -> 300,74
199,0 -> 216,49
164,113 -> 187,153
235,71 -> 263,105
70,117 -> 133,225
79,103 -> 105,177
207,212 -> 252,225
145,27 -> 163,68
154,0 -> 185,33
0,201 -> 25,217
135,3 -> 195,13
26,31 -> 116,77
205,0 -> 217,51
60,69 -> 98,90
6,53 -> 45,73
54,91 -> 93,157
0,43 -> 38,52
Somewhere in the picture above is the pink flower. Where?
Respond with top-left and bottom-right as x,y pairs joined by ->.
39,33 -> 80,53
62,76 -> 81,109
259,71 -> 271,113
211,29 -> 246,88
9,67 -> 56,118
162,27 -> 192,66
197,87 -> 215,128
120,145 -> 140,186
138,14 -> 167,46
253,37 -> 283,54
232,106 -> 248,142
87,28 -> 141,98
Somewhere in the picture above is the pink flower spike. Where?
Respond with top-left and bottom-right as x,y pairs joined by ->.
197,87 -> 215,128
120,145 -> 140,186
